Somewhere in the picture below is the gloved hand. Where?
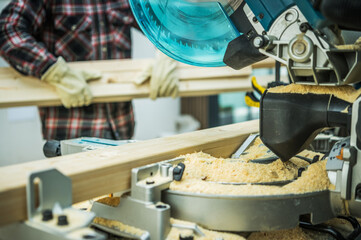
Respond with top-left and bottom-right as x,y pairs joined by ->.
41,57 -> 102,108
134,51 -> 179,100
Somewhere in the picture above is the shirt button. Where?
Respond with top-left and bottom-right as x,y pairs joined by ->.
71,25 -> 76,31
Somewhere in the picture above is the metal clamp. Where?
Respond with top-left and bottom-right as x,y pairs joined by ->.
0,168 -> 104,240
91,157 -> 185,240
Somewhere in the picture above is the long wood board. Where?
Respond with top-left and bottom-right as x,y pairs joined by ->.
0,120 -> 259,226
0,58 -> 276,108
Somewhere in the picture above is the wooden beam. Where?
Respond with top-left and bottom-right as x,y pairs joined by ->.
0,120 -> 259,226
0,58 -> 254,108
0,76 -> 281,108
0,58 -> 281,108
0,77 -> 261,108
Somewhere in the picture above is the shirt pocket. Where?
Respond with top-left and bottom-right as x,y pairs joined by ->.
54,15 -> 93,61
107,8 -> 133,51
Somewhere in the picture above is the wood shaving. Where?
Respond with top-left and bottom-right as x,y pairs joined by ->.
92,197 -> 245,239
248,228 -> 310,240
268,84 -> 361,103
176,153 -> 306,184
170,139 -> 332,195
95,196 -> 120,207
336,36 -> 361,51
93,217 -> 145,237
167,218 -> 245,240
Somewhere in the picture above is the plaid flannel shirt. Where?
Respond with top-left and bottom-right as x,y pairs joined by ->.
0,0 -> 136,140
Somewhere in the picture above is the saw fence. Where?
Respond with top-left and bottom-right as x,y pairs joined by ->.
0,58 -> 276,108
0,120 -> 258,226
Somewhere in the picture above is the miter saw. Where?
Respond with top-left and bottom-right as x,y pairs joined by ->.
127,0 -> 361,237
4,1 -> 361,239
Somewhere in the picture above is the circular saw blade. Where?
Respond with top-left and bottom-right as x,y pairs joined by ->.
129,0 -> 241,67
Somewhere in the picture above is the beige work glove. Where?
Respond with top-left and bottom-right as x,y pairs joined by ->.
41,57 -> 101,108
134,51 -> 179,100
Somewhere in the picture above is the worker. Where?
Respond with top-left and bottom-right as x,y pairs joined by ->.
0,0 -> 178,141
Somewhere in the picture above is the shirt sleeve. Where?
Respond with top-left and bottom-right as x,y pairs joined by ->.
0,0 -> 57,78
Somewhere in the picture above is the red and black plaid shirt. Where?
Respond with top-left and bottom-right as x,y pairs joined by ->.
0,0 -> 136,140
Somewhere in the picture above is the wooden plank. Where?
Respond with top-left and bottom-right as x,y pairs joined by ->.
0,120 -> 259,226
0,75 -> 282,108
0,58 -> 255,108
0,78 -> 252,108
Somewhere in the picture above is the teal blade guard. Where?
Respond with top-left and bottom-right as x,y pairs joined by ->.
129,0 -> 241,67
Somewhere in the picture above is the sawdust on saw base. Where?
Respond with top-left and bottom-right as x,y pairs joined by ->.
236,137 -> 274,161
167,218 -> 245,240
92,197 -> 146,237
93,197 -> 245,239
174,140 -> 311,184
93,216 -> 145,237
169,159 -> 331,195
268,84 -> 361,103
248,228 -> 309,240
336,36 -> 361,50
95,196 -> 120,207
169,138 -> 333,195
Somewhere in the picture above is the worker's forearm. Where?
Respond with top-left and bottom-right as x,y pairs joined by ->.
0,1 -> 57,78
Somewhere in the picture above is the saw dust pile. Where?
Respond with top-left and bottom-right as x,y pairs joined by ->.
268,84 -> 361,103
247,227 -> 310,240
167,218 -> 245,240
169,138 -> 333,195
92,197 -> 245,239
93,216 -> 146,237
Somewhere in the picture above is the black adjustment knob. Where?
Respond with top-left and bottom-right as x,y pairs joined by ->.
173,163 -> 185,181
42,209 -> 53,221
299,23 -> 311,33
43,140 -> 61,158
57,215 -> 68,226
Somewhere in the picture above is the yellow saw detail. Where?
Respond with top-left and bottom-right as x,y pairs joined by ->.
245,77 -> 266,108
